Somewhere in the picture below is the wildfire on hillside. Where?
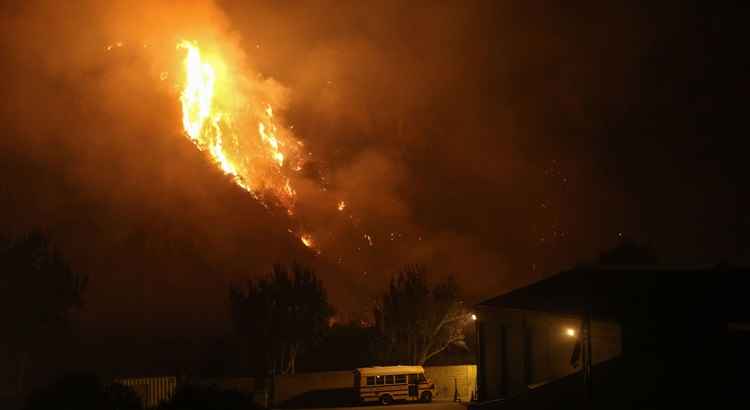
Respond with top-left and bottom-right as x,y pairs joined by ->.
96,39 -> 394,256
177,40 -> 316,248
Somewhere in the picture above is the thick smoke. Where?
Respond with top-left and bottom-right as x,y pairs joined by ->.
1,0 -> 741,338
0,0 -> 512,330
0,0 -> 317,333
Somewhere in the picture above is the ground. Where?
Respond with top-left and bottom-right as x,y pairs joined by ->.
299,401 -> 467,410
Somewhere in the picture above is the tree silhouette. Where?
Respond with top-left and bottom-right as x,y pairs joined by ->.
0,231 -> 87,396
296,321 -> 378,371
229,264 -> 334,375
23,374 -> 142,410
374,265 -> 470,365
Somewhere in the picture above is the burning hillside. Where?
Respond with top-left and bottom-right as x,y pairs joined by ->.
0,0 -> 529,325
176,40 -> 317,247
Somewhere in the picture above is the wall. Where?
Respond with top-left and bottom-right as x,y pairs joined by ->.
113,366 -> 478,407
478,322 -> 498,399
273,370 -> 353,405
202,377 -> 271,408
424,365 -> 477,402
272,365 -> 477,406
201,377 -> 256,394
525,313 -> 621,384
475,307 -> 622,401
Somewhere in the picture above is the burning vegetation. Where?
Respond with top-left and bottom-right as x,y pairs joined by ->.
177,40 -> 300,207
176,40 -> 316,247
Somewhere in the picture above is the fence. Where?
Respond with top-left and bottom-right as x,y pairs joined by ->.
116,376 -> 176,408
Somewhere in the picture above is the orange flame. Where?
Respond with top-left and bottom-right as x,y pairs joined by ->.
176,40 -> 300,205
300,233 -> 314,248
176,41 -> 338,254
179,41 -> 215,142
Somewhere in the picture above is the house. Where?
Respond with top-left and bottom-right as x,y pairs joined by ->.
473,265 -> 748,408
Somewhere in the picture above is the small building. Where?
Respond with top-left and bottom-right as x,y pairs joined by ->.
473,265 -> 748,408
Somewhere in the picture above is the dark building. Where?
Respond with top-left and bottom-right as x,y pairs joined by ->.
473,265 -> 748,409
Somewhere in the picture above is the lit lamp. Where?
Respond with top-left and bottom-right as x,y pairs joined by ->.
471,312 -> 479,401
565,327 -> 576,337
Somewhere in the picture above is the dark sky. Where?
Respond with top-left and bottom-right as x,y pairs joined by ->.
0,0 -> 746,336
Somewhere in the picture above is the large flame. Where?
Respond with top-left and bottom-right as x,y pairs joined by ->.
176,40 -> 314,248
179,41 -> 215,141
178,40 -> 251,191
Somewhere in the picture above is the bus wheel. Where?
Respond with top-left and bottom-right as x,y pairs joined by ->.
420,391 -> 432,403
380,394 -> 393,405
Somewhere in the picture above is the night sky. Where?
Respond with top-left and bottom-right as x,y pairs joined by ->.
0,1 -> 746,337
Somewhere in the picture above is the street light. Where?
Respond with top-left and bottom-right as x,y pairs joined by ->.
470,312 -> 479,402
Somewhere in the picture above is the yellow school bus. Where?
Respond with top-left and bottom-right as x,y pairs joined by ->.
354,366 -> 435,405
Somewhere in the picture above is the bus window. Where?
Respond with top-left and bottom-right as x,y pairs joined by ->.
408,374 -> 417,384
418,374 -> 427,383
376,376 -> 385,385
395,375 -> 407,384
366,376 -> 375,386
385,375 -> 394,384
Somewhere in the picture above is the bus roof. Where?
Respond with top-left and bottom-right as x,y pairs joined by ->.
355,366 -> 425,376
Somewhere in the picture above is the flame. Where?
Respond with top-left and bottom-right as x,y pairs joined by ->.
175,41 -> 348,255
258,103 -> 288,168
176,40 -> 301,207
300,233 -> 314,248
179,41 -> 215,141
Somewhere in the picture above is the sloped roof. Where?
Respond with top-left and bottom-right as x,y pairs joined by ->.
355,366 -> 425,376
478,264 -> 749,322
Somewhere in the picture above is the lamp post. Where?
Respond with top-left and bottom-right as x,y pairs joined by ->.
471,312 -> 480,402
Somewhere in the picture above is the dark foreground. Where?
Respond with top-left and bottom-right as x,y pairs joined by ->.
299,401 -> 466,410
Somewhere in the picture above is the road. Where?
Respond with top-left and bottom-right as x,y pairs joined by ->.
300,401 -> 467,410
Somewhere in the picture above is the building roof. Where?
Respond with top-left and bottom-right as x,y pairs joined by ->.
355,366 -> 425,376
478,264 -> 749,322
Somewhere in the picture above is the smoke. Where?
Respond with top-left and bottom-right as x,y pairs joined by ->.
0,0 -> 317,333
0,0 -> 624,329
1,0 -> 739,336
0,0 -> 511,328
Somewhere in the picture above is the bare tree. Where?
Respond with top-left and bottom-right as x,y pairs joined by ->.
229,263 -> 334,375
0,231 -> 87,395
374,266 -> 470,365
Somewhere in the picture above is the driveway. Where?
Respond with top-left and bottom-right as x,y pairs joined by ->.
298,401 -> 467,410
